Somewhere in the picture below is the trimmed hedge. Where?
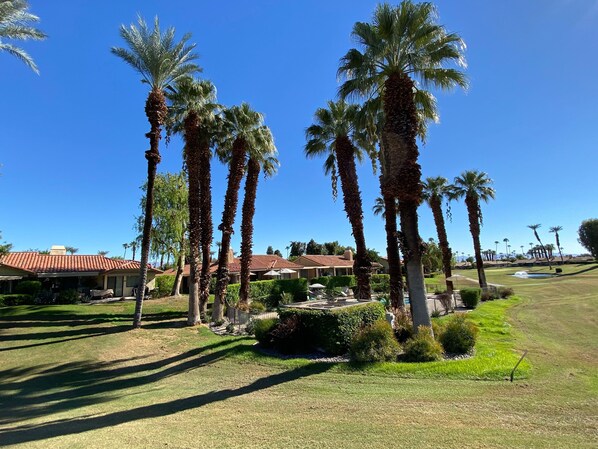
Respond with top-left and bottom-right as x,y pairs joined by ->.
226,278 -> 308,308
310,275 -> 356,289
279,301 -> 385,355
14,280 -> 42,297
461,288 -> 481,309
0,294 -> 34,306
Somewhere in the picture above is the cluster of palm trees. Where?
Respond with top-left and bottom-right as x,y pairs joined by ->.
112,17 -> 278,328
305,1 -> 469,332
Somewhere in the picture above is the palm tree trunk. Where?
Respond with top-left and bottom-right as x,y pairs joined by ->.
171,237 -> 185,297
334,135 -> 371,299
198,139 -> 213,321
213,138 -> 246,322
239,158 -> 261,305
382,72 -> 430,331
465,196 -> 488,289
184,111 -> 201,326
382,191 -> 405,310
430,197 -> 454,293
133,88 -> 167,329
533,231 -> 552,269
555,233 -> 563,263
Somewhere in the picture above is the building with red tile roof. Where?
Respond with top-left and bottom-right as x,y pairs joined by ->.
293,250 -> 382,279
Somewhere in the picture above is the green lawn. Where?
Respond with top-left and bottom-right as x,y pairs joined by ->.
0,264 -> 596,448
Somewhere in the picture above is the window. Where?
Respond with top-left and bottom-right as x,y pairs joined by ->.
126,276 -> 140,288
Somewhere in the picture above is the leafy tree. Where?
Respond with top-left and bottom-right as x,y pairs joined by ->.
578,219 -> 598,258
112,16 -> 199,328
451,171 -> 495,289
0,232 -> 12,257
289,241 -> 306,258
422,176 -> 454,292
421,238 -> 443,273
239,121 -> 278,305
0,0 -> 46,73
339,2 -> 466,327
305,238 -> 324,255
528,224 -> 551,269
305,100 -> 372,299
274,249 -> 283,258
266,246 -> 274,255
366,248 -> 381,263
168,77 -> 219,323
549,226 -> 564,263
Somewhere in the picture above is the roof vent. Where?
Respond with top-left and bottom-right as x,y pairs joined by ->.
49,245 -> 67,256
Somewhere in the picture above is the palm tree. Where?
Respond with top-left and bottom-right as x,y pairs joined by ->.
0,0 -> 46,74
422,176 -> 454,293
451,171 -> 495,289
494,241 -> 499,258
503,238 -> 509,259
167,76 -> 220,325
98,250 -> 109,257
549,226 -> 564,263
112,16 -> 199,328
212,103 -> 266,322
65,246 -> 78,255
528,224 -> 551,269
339,1 -> 467,330
305,100 -> 373,299
239,125 -> 278,305
123,243 -> 129,259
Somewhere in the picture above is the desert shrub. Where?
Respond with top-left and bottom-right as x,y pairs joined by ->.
393,309 -> 413,343
460,288 -> 481,309
350,320 -> 400,362
155,275 -> 175,297
431,309 -> 441,318
438,292 -> 453,314
480,290 -> 494,301
14,280 -> 42,297
431,320 -> 445,341
279,302 -> 385,355
253,318 -> 279,346
0,294 -> 34,306
439,314 -> 478,355
248,301 -> 266,314
498,287 -> 514,299
402,326 -> 443,362
269,315 -> 308,354
56,289 -> 80,304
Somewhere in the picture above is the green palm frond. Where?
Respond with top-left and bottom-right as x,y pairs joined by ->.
0,0 -> 46,73
111,15 -> 200,91
451,170 -> 495,203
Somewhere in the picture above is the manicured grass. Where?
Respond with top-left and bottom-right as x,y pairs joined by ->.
0,264 -> 596,448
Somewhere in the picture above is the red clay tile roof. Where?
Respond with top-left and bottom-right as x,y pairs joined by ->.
164,255 -> 302,276
294,254 -> 383,268
0,252 -> 160,274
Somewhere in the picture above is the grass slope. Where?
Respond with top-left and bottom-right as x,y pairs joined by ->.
0,263 -> 596,448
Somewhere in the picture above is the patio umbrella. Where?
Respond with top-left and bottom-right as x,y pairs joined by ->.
264,270 -> 281,276
279,268 -> 296,274
309,283 -> 325,289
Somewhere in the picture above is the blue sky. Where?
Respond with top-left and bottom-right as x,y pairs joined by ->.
1,0 -> 597,260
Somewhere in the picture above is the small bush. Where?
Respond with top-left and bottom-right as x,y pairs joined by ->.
393,309 -> 413,343
269,315 -> 308,354
245,319 -> 256,335
14,280 -> 42,297
431,320 -> 444,342
498,287 -> 514,299
279,292 -> 293,305
439,314 -> 478,355
402,326 -> 443,362
431,309 -> 441,318
460,288 -> 481,309
350,320 -> 400,362
253,318 -> 279,347
56,289 -> 80,304
0,294 -> 34,306
438,292 -> 453,314
155,275 -> 175,297
248,301 -> 266,314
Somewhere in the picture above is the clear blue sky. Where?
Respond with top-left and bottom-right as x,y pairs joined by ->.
2,0 -> 597,260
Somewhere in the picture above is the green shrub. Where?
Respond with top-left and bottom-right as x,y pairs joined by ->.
370,274 -> 390,293
480,290 -> 496,301
253,318 -> 279,347
439,314 -> 478,355
311,275 -> 356,289
279,302 -> 385,355
431,309 -> 441,318
269,315 -> 308,354
226,279 -> 308,308
431,320 -> 444,342
14,280 -> 41,297
402,326 -> 443,362
155,275 -> 175,297
248,301 -> 266,314
460,288 -> 481,309
0,294 -> 34,306
56,289 -> 80,304
393,309 -> 413,343
350,320 -> 401,362
498,287 -> 514,299
245,319 -> 256,335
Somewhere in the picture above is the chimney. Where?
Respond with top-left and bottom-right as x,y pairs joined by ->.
227,248 -> 235,264
344,249 -> 353,261
49,245 -> 67,256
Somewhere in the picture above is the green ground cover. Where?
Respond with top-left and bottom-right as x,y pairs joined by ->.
0,263 -> 596,448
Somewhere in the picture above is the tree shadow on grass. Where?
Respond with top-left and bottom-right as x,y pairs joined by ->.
0,338 -> 253,425
0,362 -> 332,446
556,265 -> 598,277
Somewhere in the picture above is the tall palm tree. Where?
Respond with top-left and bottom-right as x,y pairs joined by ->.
422,176 -> 454,293
549,226 -> 564,263
451,170 -> 495,289
305,100 -> 373,299
0,0 -> 46,74
123,243 -> 129,259
112,16 -> 199,328
339,1 -> 467,330
494,241 -> 499,258
167,76 -> 219,325
239,126 -> 278,305
503,238 -> 509,259
528,224 -> 551,269
212,103 -> 265,322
